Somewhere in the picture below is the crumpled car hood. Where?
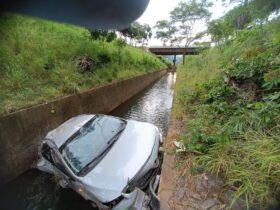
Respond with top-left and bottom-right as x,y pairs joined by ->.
46,114 -> 95,148
81,120 -> 157,203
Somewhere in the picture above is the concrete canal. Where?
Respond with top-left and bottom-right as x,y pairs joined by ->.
0,72 -> 176,210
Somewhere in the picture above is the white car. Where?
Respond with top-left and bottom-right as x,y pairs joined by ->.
37,114 -> 163,209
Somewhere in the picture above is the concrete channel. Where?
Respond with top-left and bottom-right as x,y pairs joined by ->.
0,71 -> 176,210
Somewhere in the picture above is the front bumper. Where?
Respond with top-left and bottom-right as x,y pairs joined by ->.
113,175 -> 161,210
113,188 -> 147,210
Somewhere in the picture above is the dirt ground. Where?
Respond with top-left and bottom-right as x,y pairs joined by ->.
158,117 -> 246,210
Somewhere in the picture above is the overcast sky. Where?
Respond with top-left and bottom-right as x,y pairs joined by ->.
136,0 -> 229,46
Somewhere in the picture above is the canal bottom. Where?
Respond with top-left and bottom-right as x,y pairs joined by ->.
0,72 -> 176,210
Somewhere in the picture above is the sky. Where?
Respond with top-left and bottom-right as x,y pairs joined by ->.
136,0 -> 230,46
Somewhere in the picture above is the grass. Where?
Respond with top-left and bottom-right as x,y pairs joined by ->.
173,47 -> 221,118
196,131 -> 280,207
0,13 -> 167,115
173,17 -> 280,209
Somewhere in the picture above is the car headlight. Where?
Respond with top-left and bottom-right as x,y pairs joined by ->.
75,185 -> 90,200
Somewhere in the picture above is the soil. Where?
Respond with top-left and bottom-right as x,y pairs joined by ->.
158,117 -> 246,210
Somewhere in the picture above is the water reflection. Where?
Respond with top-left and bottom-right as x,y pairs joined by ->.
111,72 -> 176,137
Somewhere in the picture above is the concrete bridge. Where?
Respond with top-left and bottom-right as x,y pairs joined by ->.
149,46 -> 199,55
149,46 -> 200,70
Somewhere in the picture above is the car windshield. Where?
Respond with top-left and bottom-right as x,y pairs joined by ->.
61,115 -> 126,174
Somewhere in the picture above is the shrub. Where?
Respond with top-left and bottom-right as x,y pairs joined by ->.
174,16 -> 280,209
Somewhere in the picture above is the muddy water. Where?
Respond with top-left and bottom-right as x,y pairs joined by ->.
0,72 -> 176,210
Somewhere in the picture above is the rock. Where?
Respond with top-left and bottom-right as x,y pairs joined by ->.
190,192 -> 201,200
201,199 -> 216,209
176,188 -> 186,201
210,204 -> 226,210
224,189 -> 247,210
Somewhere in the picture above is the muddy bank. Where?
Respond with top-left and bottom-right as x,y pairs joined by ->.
0,70 -> 166,186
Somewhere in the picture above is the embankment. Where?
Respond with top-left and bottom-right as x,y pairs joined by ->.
0,70 -> 166,186
0,13 -> 167,115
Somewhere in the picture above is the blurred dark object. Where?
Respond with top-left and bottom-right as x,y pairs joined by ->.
0,0 -> 149,29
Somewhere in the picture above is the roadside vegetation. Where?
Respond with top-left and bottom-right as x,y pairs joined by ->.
0,13 -> 166,115
153,0 -> 280,209
174,11 -> 280,210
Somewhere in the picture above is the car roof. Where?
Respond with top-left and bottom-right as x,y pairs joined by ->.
45,114 -> 95,148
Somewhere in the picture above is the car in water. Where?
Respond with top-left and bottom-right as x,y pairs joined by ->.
37,114 -> 163,210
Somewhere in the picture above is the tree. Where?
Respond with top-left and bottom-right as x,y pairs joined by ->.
89,29 -> 116,49
208,0 -> 280,46
118,22 -> 153,47
208,18 -> 233,47
115,39 -> 126,65
154,20 -> 176,46
138,24 -> 152,47
154,0 -> 212,48
118,28 -> 131,42
250,0 -> 280,24
169,0 -> 212,48
222,0 -> 280,29
225,2 -> 252,30
89,29 -> 116,42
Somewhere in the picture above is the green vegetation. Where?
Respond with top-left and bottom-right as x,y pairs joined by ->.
0,13 -> 166,115
174,17 -> 280,209
119,21 -> 152,47
155,0 -> 211,47
157,56 -> 173,69
208,0 -> 280,45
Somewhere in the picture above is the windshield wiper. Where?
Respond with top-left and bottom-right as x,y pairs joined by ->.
107,125 -> 126,145
59,115 -> 97,152
78,123 -> 126,176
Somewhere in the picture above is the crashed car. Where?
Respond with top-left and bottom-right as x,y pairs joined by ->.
37,114 -> 163,209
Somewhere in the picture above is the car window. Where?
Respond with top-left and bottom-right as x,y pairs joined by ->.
61,115 -> 126,174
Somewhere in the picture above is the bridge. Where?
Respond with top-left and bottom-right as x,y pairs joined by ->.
149,47 -> 199,55
149,46 -> 200,70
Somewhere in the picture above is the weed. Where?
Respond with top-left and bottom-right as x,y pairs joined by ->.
0,13 -> 167,115
173,16 -> 280,209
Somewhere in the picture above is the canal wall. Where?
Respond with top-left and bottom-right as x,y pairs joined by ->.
0,70 -> 166,186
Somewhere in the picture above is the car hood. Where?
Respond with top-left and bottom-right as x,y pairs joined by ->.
81,120 -> 157,203
46,114 -> 95,148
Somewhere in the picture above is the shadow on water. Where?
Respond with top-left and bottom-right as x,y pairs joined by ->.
0,72 -> 177,210
0,170 -> 94,210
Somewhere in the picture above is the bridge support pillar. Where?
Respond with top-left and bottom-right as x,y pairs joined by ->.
183,54 -> 186,65
173,54 -> 177,71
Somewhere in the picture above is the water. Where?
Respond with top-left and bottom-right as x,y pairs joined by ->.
0,73 -> 176,210
111,72 -> 176,136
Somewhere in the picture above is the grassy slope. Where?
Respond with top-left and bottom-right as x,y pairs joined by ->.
174,18 -> 280,209
0,13 -> 166,115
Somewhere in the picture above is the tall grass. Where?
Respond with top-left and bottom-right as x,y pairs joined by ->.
173,47 -> 221,118
173,17 -> 280,209
197,131 -> 280,208
0,13 -> 166,115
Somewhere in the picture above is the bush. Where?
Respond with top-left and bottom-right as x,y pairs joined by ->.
174,17 -> 280,209
157,56 -> 172,68
97,51 -> 112,65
